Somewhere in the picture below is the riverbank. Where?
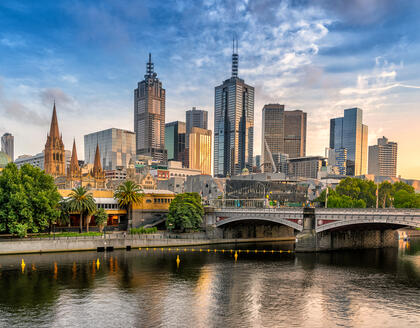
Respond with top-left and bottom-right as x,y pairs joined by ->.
0,234 -> 295,255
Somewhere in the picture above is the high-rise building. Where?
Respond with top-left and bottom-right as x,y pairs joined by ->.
284,110 -> 306,158
261,104 -> 307,173
189,127 -> 212,175
214,40 -> 254,177
329,107 -> 368,176
44,103 -> 66,177
326,147 -> 347,175
165,121 -> 186,164
288,156 -> 327,179
1,133 -> 14,161
84,128 -> 136,171
186,107 -> 208,145
368,136 -> 398,177
134,53 -> 167,163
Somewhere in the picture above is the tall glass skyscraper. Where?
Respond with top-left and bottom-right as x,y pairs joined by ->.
84,128 -> 136,171
134,53 -> 167,163
1,133 -> 14,161
330,107 -> 368,176
165,121 -> 186,164
214,40 -> 254,177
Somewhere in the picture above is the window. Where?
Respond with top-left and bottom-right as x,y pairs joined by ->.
146,199 -> 152,203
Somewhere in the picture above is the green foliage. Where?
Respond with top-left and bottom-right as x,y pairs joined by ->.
68,186 -> 97,232
114,181 -> 144,209
94,208 -> 108,232
0,163 -> 61,237
32,232 -> 102,238
166,192 -> 204,231
130,227 -> 157,234
57,198 -> 71,226
394,190 -> 420,208
316,178 -> 419,208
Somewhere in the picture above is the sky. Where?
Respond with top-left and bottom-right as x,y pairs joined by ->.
0,0 -> 420,178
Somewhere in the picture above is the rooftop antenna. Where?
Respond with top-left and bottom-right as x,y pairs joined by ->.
231,35 -> 239,78
145,52 -> 155,79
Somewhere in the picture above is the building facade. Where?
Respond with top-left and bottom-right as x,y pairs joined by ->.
330,107 -> 368,176
44,103 -> 66,177
326,147 -> 347,175
1,133 -> 14,161
165,121 -> 186,164
134,53 -> 167,163
84,128 -> 136,171
261,104 -> 306,173
15,151 -> 71,170
214,41 -> 254,177
368,136 -> 398,177
189,127 -> 212,175
186,107 -> 208,146
288,156 -> 327,179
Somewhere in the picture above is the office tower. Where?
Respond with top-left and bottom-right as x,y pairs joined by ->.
326,147 -> 347,175
84,128 -> 136,171
368,136 -> 398,177
329,107 -> 368,176
44,103 -> 66,177
189,127 -> 212,175
288,156 -> 327,179
186,107 -> 208,166
253,155 -> 261,169
165,121 -> 186,164
261,104 -> 307,172
1,133 -> 14,161
284,110 -> 306,158
134,53 -> 167,163
214,39 -> 254,177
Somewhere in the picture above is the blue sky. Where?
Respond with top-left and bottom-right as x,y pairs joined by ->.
1,0 -> 420,178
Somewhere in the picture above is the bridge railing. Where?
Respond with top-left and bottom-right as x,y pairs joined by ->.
211,199 -> 267,209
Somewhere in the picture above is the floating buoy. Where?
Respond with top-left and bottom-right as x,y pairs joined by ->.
230,249 -> 233,253
246,250 -> 249,253
255,250 -> 258,253
214,249 -> 217,253
200,249 -> 202,252
153,248 -> 156,251
139,247 -> 142,251
207,249 -> 210,252
146,248 -> 149,251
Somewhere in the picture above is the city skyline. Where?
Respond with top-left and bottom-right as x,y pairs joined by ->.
1,1 -> 420,178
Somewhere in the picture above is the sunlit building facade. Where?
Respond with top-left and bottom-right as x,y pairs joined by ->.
134,53 -> 167,163
165,121 -> 186,165
330,107 -> 368,176
189,127 -> 212,175
368,136 -> 398,177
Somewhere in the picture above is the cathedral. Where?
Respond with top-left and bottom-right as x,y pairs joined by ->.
44,104 -> 105,189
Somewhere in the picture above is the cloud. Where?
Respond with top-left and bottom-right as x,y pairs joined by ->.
39,88 -> 76,112
0,83 -> 48,126
61,74 -> 78,83
0,35 -> 26,48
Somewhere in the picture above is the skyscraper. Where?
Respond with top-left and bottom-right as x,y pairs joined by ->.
1,133 -> 14,161
165,121 -> 186,164
284,110 -> 306,158
134,53 -> 167,163
84,128 -> 136,171
214,40 -> 254,177
189,127 -> 212,175
330,107 -> 368,176
44,103 -> 66,177
185,107 -> 208,167
261,104 -> 307,172
368,136 -> 398,177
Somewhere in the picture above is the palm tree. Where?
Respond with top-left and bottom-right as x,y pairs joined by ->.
114,181 -> 144,230
68,186 -> 97,233
57,198 -> 71,227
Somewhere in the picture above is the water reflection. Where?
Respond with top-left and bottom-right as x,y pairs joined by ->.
0,240 -> 419,327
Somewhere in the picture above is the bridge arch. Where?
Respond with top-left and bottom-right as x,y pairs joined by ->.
316,217 -> 420,233
216,216 -> 303,232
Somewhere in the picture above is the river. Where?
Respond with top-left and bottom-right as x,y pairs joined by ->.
0,239 -> 419,328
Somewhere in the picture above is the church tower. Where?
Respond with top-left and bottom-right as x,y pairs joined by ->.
44,103 -> 66,177
67,139 -> 81,187
92,144 -> 105,188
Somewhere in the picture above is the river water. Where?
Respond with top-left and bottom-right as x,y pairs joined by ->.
0,239 -> 419,328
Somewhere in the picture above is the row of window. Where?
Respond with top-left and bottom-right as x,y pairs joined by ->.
144,198 -> 173,204
97,203 -> 119,209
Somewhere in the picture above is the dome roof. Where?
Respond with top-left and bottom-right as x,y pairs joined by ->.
0,151 -> 11,168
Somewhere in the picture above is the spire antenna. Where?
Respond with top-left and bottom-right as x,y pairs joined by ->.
231,36 -> 239,78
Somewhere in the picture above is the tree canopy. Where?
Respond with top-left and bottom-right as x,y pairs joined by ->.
166,193 -> 204,231
316,177 -> 419,208
0,163 -> 61,237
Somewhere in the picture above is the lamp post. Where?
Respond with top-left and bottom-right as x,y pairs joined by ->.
325,187 -> 329,209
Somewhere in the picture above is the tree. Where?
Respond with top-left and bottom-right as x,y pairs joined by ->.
335,177 -> 376,208
166,193 -> 204,231
57,198 -> 71,227
394,190 -> 420,208
68,186 -> 96,233
114,180 -> 144,230
0,163 -> 61,237
378,181 -> 393,208
94,208 -> 108,232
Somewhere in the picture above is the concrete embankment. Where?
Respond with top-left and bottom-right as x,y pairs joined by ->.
0,234 -> 295,255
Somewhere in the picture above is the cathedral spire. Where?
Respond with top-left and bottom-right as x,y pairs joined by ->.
49,102 -> 60,138
93,143 -> 102,176
70,139 -> 79,171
